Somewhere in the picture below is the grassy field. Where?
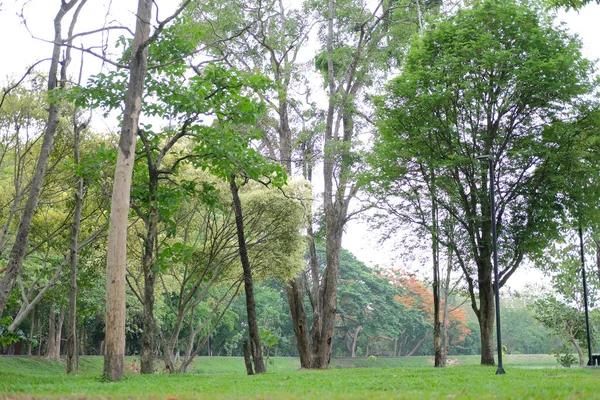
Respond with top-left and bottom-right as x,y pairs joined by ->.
1,354 -> 598,399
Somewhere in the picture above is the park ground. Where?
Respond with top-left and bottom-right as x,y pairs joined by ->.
1,354 -> 599,399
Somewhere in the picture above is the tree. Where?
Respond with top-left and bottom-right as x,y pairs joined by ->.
0,0 -> 85,317
370,0 -> 598,365
533,295 -> 590,367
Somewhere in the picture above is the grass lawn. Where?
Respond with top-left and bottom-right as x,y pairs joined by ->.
1,354 -> 598,399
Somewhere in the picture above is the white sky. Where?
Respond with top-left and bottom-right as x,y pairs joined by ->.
1,0 -> 599,289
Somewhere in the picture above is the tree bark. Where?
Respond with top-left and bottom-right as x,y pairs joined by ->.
46,300 -> 56,359
67,118 -> 86,374
570,336 -> 585,367
140,169 -> 158,374
431,180 -> 444,367
285,280 -> 312,368
103,0 -> 152,382
27,306 -> 35,356
0,0 -> 82,316
406,335 -> 427,357
243,340 -> 254,375
350,326 -> 362,358
440,246 -> 453,366
230,176 -> 266,374
478,268 -> 496,366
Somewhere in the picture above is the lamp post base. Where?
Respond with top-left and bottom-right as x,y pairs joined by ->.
496,366 -> 506,375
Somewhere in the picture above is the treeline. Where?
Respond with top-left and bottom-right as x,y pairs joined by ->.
1,234 -> 578,361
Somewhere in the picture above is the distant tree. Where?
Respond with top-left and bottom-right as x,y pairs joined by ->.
0,0 -> 85,317
533,295 -> 592,366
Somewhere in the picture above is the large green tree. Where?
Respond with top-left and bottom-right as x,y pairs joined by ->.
369,0 -> 598,366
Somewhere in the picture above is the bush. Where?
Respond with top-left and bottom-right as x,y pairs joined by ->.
551,344 -> 577,368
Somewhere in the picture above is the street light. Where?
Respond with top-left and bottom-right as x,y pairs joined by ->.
578,226 -> 593,366
477,154 -> 506,375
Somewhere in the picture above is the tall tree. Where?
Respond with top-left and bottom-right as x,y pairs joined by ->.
103,0 -> 195,381
0,0 -> 85,317
370,0 -> 598,365
103,0 -> 152,381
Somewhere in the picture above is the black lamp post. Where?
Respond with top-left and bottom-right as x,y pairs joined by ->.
578,225 -> 593,366
478,154 -> 506,375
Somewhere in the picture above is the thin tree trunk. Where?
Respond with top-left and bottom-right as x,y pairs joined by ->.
350,326 -> 362,358
431,176 -> 444,367
230,176 -> 265,374
243,340 -> 254,375
0,0 -> 82,316
406,335 -> 427,357
140,189 -> 158,374
570,336 -> 585,367
36,308 -> 43,356
67,117 -> 86,373
104,0 -> 152,381
46,300 -> 56,359
440,245 -> 453,364
55,306 -> 65,358
27,306 -> 35,356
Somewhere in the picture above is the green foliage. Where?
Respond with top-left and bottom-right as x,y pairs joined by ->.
366,0 -> 600,344
551,344 -> 577,368
0,316 -> 30,348
547,0 -> 600,10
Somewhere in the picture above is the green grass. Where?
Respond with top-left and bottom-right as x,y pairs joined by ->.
1,355 -> 598,399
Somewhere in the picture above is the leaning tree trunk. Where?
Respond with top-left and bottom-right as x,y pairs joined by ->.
570,335 -> 585,367
0,0 -> 82,316
104,0 -> 152,381
230,176 -> 266,374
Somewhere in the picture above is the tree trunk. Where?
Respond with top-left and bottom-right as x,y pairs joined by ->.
595,237 -> 600,283
312,219 -> 343,368
478,269 -> 495,366
406,335 -> 427,357
67,119 -> 85,374
440,246 -> 453,366
230,176 -> 265,374
0,0 -> 82,316
286,280 -> 312,368
570,336 -> 585,367
56,306 -> 65,357
46,304 -> 65,361
243,340 -> 254,375
140,180 -> 158,374
103,0 -> 152,382
36,309 -> 43,356
350,326 -> 362,358
27,306 -> 35,356
431,182 -> 444,367
46,300 -> 56,359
